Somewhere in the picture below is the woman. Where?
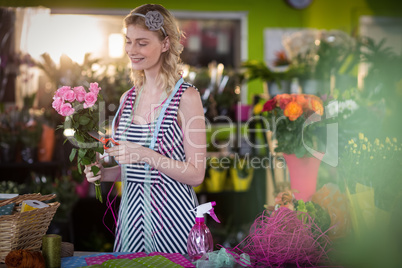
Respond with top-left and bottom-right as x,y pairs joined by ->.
84,4 -> 206,254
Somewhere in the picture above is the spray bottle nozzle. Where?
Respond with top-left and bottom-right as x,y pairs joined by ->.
193,201 -> 220,223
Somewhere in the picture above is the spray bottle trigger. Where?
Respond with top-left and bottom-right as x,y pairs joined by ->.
209,208 -> 220,223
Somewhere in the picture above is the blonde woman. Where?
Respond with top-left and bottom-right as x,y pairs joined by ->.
84,4 -> 206,254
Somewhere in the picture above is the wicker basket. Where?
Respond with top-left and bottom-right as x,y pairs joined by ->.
0,193 -> 60,263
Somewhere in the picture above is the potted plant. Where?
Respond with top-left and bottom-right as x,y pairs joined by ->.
19,118 -> 43,164
229,156 -> 254,192
204,156 -> 229,193
283,29 -> 357,96
242,60 -> 290,97
0,106 -> 20,163
262,93 -> 326,201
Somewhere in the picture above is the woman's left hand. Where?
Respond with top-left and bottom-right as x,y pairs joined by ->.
106,141 -> 147,165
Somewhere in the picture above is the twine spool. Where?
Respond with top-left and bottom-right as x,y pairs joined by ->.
42,234 -> 61,268
60,242 -> 74,258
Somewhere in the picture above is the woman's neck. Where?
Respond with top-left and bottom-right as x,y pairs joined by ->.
143,70 -> 164,94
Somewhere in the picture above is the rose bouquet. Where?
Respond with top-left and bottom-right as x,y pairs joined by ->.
52,82 -> 105,202
262,93 -> 326,158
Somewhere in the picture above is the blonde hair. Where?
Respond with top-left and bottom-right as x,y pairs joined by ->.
124,4 -> 184,92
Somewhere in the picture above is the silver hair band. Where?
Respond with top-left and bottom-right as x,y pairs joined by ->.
132,11 -> 167,37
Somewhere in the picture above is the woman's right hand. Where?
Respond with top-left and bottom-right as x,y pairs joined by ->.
84,162 -> 102,184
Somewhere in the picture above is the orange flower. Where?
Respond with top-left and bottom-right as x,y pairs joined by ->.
284,101 -> 303,121
310,98 -> 324,115
295,94 -> 308,109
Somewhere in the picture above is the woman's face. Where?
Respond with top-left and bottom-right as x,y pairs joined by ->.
125,24 -> 168,74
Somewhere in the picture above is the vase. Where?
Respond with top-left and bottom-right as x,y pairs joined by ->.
230,167 -> 254,192
267,80 -> 290,97
283,153 -> 322,201
38,124 -> 56,162
234,104 -> 252,122
205,169 -> 228,193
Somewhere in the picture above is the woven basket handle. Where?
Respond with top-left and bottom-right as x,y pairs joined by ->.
0,193 -> 57,206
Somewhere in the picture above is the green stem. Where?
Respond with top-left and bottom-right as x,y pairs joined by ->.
94,180 -> 103,203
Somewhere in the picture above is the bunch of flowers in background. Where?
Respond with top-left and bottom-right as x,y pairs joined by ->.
282,29 -> 358,94
338,133 -> 402,209
272,49 -> 291,68
52,82 -> 105,202
326,99 -> 359,120
262,93 -> 326,157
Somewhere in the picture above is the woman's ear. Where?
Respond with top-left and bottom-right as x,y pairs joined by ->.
162,36 -> 170,52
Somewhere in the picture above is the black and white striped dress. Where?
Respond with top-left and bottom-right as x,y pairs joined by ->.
113,81 -> 198,254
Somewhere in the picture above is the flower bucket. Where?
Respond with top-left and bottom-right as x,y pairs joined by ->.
283,153 -> 322,201
235,104 -> 251,122
267,80 -> 290,97
37,124 -> 55,162
230,167 -> 253,192
75,179 -> 89,198
205,169 -> 228,193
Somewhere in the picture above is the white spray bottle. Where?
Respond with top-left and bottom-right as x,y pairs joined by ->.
187,201 -> 220,261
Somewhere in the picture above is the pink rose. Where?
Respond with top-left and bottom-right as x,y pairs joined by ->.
89,82 -> 101,95
54,86 -> 71,100
74,86 -> 86,102
59,102 -> 75,116
52,97 -> 63,112
63,89 -> 76,102
84,92 -> 97,108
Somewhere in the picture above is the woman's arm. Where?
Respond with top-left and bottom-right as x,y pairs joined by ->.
106,87 -> 206,187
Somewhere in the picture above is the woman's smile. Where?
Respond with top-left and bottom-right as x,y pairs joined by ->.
130,57 -> 145,63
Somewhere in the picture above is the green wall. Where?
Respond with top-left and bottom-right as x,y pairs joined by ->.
2,0 -> 401,102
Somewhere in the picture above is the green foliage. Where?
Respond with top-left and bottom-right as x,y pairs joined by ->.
295,199 -> 331,232
296,199 -> 308,223
19,121 -> 43,148
0,180 -> 27,194
266,107 -> 326,157
35,53 -> 100,88
360,37 -> 402,103
296,199 -> 307,213
242,60 -> 289,83
338,133 -> 402,210
311,202 -> 331,233
0,106 -> 45,148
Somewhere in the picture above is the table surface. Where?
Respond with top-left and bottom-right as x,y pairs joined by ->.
1,251 -> 244,267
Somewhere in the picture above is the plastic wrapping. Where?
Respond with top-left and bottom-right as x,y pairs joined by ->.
345,183 -> 390,237
311,183 -> 351,239
195,248 -> 250,268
